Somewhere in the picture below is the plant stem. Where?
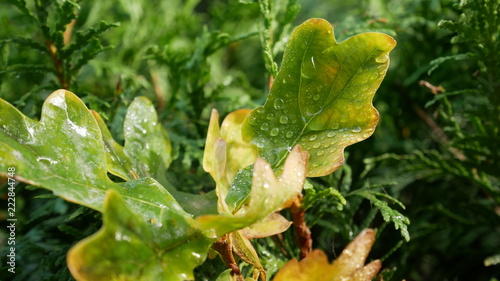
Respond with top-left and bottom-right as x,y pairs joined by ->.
290,196 -> 312,259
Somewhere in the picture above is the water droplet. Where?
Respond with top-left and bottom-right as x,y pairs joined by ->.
266,113 -> 274,120
301,56 -> 317,79
317,150 -> 325,156
361,84 -> 370,91
375,53 -> 389,63
332,122 -> 340,129
37,157 -> 59,164
248,116 -> 257,125
274,98 -> 285,109
282,78 -> 287,84
313,95 -> 320,101
313,143 -> 321,149
309,135 -> 317,141
340,115 -> 349,122
327,131 -> 336,137
270,128 -> 279,136
260,123 -> 269,131
279,116 -> 289,124
286,131 -> 293,138
352,126 -> 362,133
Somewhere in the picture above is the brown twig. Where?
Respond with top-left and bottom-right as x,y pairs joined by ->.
417,80 -> 466,160
211,235 -> 244,281
290,196 -> 312,260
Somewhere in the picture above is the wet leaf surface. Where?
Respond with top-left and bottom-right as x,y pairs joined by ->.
67,189 -> 214,281
0,89 -> 309,280
242,18 -> 396,177
273,229 -> 381,281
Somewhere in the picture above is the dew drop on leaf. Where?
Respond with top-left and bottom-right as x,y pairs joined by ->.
270,128 -> 280,136
375,53 -> 389,63
286,131 -> 293,138
309,135 -> 317,141
352,127 -> 362,133
279,116 -> 289,124
260,123 -> 269,131
274,98 -> 285,110
327,131 -> 336,137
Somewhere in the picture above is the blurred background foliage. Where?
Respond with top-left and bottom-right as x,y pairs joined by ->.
0,0 -> 499,280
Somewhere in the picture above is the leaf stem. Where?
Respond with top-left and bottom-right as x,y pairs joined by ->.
211,235 -> 245,281
290,196 -> 312,259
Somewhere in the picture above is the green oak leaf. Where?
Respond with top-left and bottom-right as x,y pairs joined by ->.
67,189 -> 215,281
0,90 -> 176,221
242,18 -> 396,177
92,96 -> 172,182
123,96 -> 172,179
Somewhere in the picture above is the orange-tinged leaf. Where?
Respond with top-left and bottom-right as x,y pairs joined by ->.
273,229 -> 381,281
242,18 -> 396,177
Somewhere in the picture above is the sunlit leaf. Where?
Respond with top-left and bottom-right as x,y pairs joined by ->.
240,212 -> 292,239
273,229 -> 381,281
203,108 -> 258,213
67,189 -> 215,281
198,145 -> 308,238
0,90 -> 199,221
242,18 -> 396,176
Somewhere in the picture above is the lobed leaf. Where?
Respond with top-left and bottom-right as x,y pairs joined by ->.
242,18 -> 396,177
67,189 -> 215,281
198,145 -> 308,238
273,229 -> 381,281
0,90 -> 174,222
122,96 -> 172,179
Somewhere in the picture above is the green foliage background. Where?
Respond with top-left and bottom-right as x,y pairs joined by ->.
0,0 -> 499,280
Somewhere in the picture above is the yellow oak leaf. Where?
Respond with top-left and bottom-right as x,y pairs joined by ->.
273,229 -> 381,281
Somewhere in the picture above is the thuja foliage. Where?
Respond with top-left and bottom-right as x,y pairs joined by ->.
0,0 -> 405,279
